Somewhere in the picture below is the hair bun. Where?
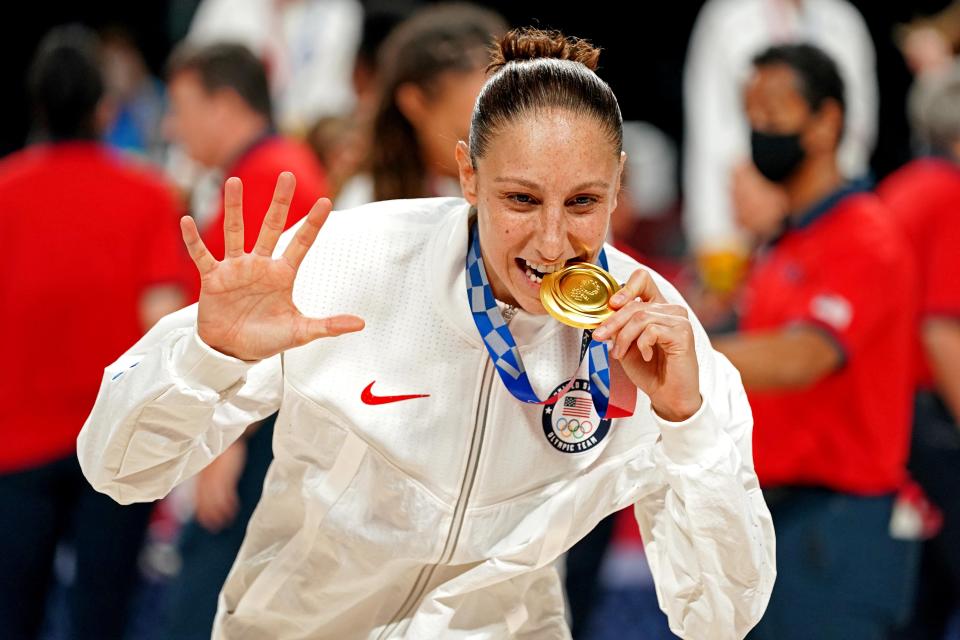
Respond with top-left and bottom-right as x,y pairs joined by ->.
489,28 -> 600,73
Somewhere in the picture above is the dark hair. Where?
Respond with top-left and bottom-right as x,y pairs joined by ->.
166,42 -> 273,121
752,43 -> 846,123
356,9 -> 408,75
371,3 -> 507,201
469,28 -> 623,163
28,24 -> 104,141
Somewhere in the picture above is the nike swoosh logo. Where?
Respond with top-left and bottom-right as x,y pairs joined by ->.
360,381 -> 430,405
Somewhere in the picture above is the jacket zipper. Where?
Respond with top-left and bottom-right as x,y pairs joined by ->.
378,306 -> 514,638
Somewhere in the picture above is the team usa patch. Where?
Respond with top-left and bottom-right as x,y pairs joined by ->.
542,378 -> 612,453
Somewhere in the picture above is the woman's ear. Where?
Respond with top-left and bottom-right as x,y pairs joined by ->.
612,150 -> 627,210
395,82 -> 429,129
456,141 -> 478,205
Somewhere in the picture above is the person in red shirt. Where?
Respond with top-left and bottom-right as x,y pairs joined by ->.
164,43 -> 329,278
159,42 -> 330,640
876,73 -> 960,639
0,26 -> 187,639
712,44 -> 919,639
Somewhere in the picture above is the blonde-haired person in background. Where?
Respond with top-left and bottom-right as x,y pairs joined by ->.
878,70 -> 960,640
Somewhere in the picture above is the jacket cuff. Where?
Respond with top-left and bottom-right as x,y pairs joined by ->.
653,397 -> 723,466
171,330 -> 256,392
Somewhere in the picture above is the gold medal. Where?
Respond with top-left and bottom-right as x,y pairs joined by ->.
540,263 -> 621,329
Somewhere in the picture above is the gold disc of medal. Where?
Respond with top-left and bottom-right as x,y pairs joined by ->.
540,263 -> 622,329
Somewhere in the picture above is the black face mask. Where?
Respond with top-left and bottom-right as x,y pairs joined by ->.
750,129 -> 806,183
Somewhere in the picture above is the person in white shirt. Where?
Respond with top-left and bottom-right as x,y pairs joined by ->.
683,0 -> 877,291
186,0 -> 363,133
79,28 -> 775,639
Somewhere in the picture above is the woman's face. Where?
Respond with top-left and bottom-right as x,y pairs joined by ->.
398,66 -> 489,178
456,110 -> 625,314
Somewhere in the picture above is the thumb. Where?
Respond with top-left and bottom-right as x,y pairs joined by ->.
303,314 -> 366,343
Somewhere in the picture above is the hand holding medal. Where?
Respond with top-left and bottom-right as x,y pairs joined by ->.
541,261 -> 702,422
588,268 -> 702,423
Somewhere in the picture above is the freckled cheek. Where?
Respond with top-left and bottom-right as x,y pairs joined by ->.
482,213 -> 521,269
570,219 -> 609,253
490,211 -> 529,246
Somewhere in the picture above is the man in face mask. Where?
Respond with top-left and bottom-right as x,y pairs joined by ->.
731,43 -> 855,244
713,44 -> 921,639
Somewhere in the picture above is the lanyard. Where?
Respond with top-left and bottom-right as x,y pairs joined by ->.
466,224 -> 634,418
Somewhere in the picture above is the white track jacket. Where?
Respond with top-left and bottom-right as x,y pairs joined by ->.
78,198 -> 775,639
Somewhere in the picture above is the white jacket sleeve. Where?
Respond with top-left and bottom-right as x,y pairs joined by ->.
77,304 -> 283,505
634,346 -> 776,639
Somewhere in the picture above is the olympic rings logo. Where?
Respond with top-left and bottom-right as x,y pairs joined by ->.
555,418 -> 594,441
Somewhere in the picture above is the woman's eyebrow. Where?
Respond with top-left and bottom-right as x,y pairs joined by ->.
494,176 -> 541,188
493,177 -> 609,190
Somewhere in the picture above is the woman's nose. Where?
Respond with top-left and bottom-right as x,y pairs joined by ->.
538,207 -> 566,261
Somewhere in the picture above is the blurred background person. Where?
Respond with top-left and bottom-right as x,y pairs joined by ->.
170,0 -> 361,241
300,8 -> 408,202
335,2 -> 507,208
348,6 -> 414,125
683,0 -> 877,300
185,0 -> 364,134
306,114 -> 369,200
0,25 -> 187,640
712,43 -> 918,639
158,40 -> 330,640
900,2 -> 960,163
164,42 -> 328,280
100,26 -> 168,163
878,72 -> 960,640
897,1 -> 960,80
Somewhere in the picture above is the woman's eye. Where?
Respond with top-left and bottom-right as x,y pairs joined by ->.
569,196 -> 598,207
509,194 -> 536,205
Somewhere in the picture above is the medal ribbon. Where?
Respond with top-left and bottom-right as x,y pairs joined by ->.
466,225 -> 635,418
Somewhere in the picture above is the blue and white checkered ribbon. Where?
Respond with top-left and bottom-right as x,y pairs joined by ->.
466,224 -> 618,417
